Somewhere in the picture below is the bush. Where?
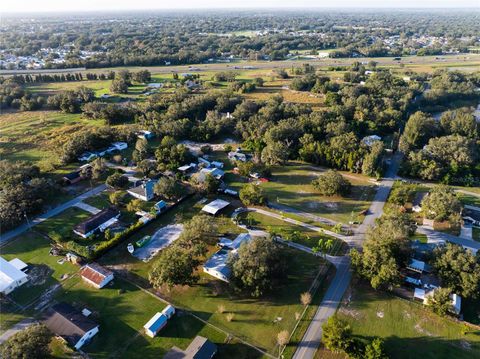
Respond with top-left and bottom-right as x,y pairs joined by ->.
312,170 -> 351,197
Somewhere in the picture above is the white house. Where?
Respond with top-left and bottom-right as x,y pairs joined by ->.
0,256 -> 29,295
203,233 -> 252,282
80,263 -> 114,289
414,288 -> 462,315
44,303 -> 99,350
127,180 -> 157,201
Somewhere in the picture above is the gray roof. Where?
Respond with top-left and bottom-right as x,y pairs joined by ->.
164,336 -> 217,359
44,303 -> 98,346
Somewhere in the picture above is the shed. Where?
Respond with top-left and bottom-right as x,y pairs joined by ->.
154,200 -> 168,213
80,263 -> 114,289
161,305 -> 175,319
143,312 -> 168,338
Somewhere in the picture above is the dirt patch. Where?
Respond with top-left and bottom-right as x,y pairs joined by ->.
25,264 -> 53,287
414,322 -> 433,336
338,307 -> 362,319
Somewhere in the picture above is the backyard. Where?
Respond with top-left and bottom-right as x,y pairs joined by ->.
336,283 -> 480,359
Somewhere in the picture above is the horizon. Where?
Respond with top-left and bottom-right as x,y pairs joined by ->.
2,1 -> 479,14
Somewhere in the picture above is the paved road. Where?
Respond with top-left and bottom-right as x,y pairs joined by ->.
0,184 -> 107,245
292,152 -> 403,359
0,318 -> 36,344
417,226 -> 480,253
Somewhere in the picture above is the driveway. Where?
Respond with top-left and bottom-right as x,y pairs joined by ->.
417,226 -> 480,254
0,184 -> 107,245
0,318 -> 36,344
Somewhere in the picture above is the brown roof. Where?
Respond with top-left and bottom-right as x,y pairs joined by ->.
44,303 -> 98,346
80,263 -> 113,286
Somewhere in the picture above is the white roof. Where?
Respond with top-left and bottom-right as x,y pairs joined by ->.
8,258 -> 28,271
202,199 -> 230,215
0,257 -> 28,292
408,259 -> 425,273
414,288 -> 425,300
178,164 -> 193,171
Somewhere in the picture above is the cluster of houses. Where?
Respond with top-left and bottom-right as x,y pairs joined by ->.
403,258 -> 462,316
78,141 -> 128,162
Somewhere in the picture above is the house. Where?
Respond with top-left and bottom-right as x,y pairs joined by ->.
78,152 -> 97,162
8,258 -> 29,272
144,312 -> 167,337
414,288 -> 462,315
198,157 -> 211,167
0,256 -> 29,295
361,135 -> 382,147
147,83 -> 163,89
228,151 -> 247,162
73,208 -> 120,238
203,233 -> 251,282
211,161 -> 224,169
164,336 -> 217,359
412,192 -> 428,213
201,199 -> 230,216
62,171 -> 82,185
199,167 -> 225,180
154,200 -> 168,213
138,130 -> 155,140
44,302 -> 99,350
80,263 -> 114,289
178,163 -> 197,174
111,142 -> 128,151
162,305 -> 176,319
407,259 -> 426,273
127,180 -> 157,201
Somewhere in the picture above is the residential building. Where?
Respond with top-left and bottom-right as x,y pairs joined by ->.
228,151 -> 247,162
164,336 -> 217,359
127,180 -> 157,201
201,199 -> 230,216
73,208 -> 120,238
361,135 -> 382,147
44,302 -> 99,350
80,263 -> 114,289
154,200 -> 168,213
0,256 -> 29,295
143,305 -> 175,338
414,288 -> 462,315
199,167 -> 225,180
203,233 -> 251,282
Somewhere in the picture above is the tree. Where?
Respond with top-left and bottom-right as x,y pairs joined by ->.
236,161 -> 255,177
110,78 -> 129,94
312,170 -> 351,197
109,191 -> 125,206
312,238 -> 334,258
133,69 -> 152,83
364,338 -> 388,359
300,292 -> 312,306
322,316 -> 353,353
149,246 -> 199,288
427,287 -> 453,316
277,330 -> 290,353
350,215 -> 412,289
203,173 -> 220,194
433,243 -> 480,299
239,183 -> 266,206
154,177 -> 181,200
261,142 -> 289,166
421,185 -> 462,222
132,138 -> 149,162
362,141 -> 384,178
399,112 -> 437,153
91,157 -> 106,180
229,237 -> 288,297
105,172 -> 128,189
175,215 -> 217,257
126,198 -> 142,213
0,324 -> 52,359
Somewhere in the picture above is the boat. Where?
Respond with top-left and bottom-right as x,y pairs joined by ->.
127,243 -> 135,254
135,235 -> 151,248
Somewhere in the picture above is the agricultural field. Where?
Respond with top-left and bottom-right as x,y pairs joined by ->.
336,283 -> 480,359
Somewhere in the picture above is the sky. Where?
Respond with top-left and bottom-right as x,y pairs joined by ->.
1,0 -> 478,13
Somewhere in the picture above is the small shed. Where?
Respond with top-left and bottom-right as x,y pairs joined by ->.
144,312 -> 168,338
161,305 -> 175,319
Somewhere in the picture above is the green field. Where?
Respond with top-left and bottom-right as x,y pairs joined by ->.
237,211 -> 348,255
159,248 -> 325,354
252,165 -> 376,224
337,284 -> 480,359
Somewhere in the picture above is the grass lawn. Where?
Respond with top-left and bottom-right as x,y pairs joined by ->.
252,164 -> 376,224
459,194 -> 480,207
337,283 -> 480,359
83,192 -> 112,209
237,211 -> 348,255
410,232 -> 428,243
158,248 -> 325,354
0,231 -> 77,308
36,206 -> 91,242
473,227 -> 480,242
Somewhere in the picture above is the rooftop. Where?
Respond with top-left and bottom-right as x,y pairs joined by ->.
201,199 -> 230,215
73,208 -> 120,236
0,256 -> 28,293
80,263 -> 113,286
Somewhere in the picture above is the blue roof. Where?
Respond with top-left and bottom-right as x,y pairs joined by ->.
155,200 -> 167,209
145,313 -> 167,332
